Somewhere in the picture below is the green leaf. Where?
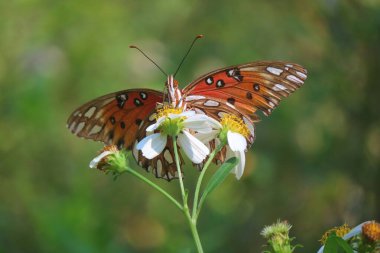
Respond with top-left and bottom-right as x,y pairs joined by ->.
324,235 -> 353,253
198,157 -> 238,209
335,237 -> 354,253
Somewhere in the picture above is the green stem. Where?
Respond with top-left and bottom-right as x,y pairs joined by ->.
184,205 -> 204,253
172,137 -> 204,253
192,143 -> 224,220
125,168 -> 183,211
172,137 -> 186,203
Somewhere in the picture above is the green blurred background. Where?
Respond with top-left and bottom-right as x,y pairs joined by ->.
0,0 -> 379,252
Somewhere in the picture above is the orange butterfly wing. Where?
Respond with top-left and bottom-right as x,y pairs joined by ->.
183,61 -> 307,167
183,61 -> 307,118
67,89 -> 163,149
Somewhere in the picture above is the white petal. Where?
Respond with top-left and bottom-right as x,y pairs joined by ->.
183,114 -> 220,133
205,116 -> 222,129
146,117 -> 165,132
136,133 -> 167,159
178,131 -> 210,164
194,130 -> 220,143
343,221 -> 369,240
89,151 -> 113,168
227,131 -> 247,152
233,150 -> 246,180
225,147 -> 246,180
168,110 -> 195,119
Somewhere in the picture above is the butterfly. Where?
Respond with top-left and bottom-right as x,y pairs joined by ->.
67,36 -> 307,180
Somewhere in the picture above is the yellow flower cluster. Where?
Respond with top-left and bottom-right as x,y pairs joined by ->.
221,114 -> 250,138
156,105 -> 183,119
320,224 -> 351,245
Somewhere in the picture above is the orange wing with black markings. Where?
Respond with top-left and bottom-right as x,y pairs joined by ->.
67,89 -> 163,149
183,61 -> 307,118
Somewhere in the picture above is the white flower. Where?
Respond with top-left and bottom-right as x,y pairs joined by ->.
136,107 -> 216,164
89,145 -> 119,170
89,150 -> 115,169
196,114 -> 251,180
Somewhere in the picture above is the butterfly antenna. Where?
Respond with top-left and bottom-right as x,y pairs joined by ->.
173,34 -> 204,78
129,45 -> 168,77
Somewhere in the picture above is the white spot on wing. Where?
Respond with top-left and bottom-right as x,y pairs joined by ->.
218,112 -> 226,118
226,103 -> 236,109
149,113 -> 157,121
267,67 -> 283,76
84,107 -> 96,118
204,100 -> 219,107
69,121 -> 77,132
194,108 -> 205,115
164,150 -> 173,164
88,125 -> 102,135
75,122 -> 85,134
273,84 -> 287,91
286,75 -> 303,84
102,98 -> 114,105
240,67 -> 255,71
296,71 -> 307,79
185,95 -> 206,101
156,160 -> 163,176
140,92 -> 147,99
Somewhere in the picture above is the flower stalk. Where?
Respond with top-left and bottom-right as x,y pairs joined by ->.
173,137 -> 204,253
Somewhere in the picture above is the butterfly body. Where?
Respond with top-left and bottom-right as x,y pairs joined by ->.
67,61 -> 307,180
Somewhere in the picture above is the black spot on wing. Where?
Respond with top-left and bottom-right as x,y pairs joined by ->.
116,93 -> 128,109
227,97 -> 235,105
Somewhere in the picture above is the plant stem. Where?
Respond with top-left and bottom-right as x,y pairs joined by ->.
172,137 -> 186,203
172,137 -> 204,253
125,168 -> 183,211
184,205 -> 204,253
192,143 -> 224,220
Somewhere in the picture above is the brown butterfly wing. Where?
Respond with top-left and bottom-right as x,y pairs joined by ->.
67,89 -> 163,149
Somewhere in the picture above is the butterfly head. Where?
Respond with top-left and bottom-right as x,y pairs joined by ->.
166,75 -> 183,107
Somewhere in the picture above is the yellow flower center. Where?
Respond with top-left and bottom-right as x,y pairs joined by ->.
156,105 -> 183,119
320,224 -> 351,245
220,114 -> 250,138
